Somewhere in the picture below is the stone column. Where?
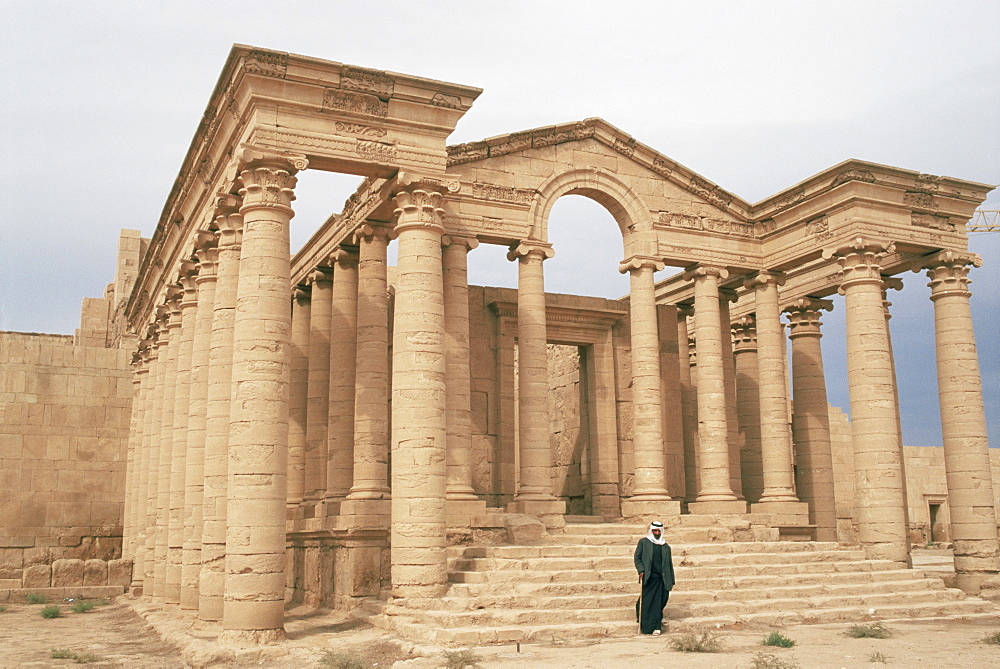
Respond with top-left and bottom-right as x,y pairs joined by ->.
684,265 -> 745,513
222,152 -> 305,643
125,345 -> 149,593
732,316 -> 763,504
718,289 -> 744,500
507,240 -> 566,525
153,289 -> 181,601
199,198 -> 242,621
829,239 -> 909,564
389,181 -> 450,598
881,277 -> 912,539
303,266 -> 333,509
123,352 -> 142,565
167,261 -> 199,605
142,317 -> 166,597
784,298 -> 837,541
326,245 -> 360,513
620,256 -> 678,518
746,271 -> 806,524
181,236 -> 218,610
677,308 -> 699,503
923,250 -> 1000,592
344,224 -> 391,505
443,234 -> 481,505
287,285 -> 311,508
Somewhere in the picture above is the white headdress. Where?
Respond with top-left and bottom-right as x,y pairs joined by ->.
645,520 -> 666,545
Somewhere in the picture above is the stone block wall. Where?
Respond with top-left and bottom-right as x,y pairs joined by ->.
0,331 -> 131,589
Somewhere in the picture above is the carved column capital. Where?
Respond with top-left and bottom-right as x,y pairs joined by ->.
676,303 -> 694,319
329,245 -> 360,270
918,250 -> 981,301
165,286 -> 183,329
824,237 -> 894,292
214,194 -> 244,249
236,149 -> 307,217
307,266 -> 333,286
682,264 -> 729,281
195,247 -> 220,282
618,254 -> 664,274
353,222 -> 394,245
292,284 -> 311,306
731,315 -> 758,352
783,297 -> 834,339
507,240 -> 554,263
441,233 -> 480,252
743,269 -> 785,290
719,287 -> 739,304
178,260 -> 199,308
392,183 -> 446,235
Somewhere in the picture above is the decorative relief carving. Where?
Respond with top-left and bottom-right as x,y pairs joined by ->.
323,89 -> 388,118
832,169 -> 876,187
613,136 -> 636,157
431,92 -> 462,109
686,175 -> 733,210
915,173 -> 941,192
446,121 -> 596,166
356,140 -> 397,163
911,212 -> 955,232
756,219 -> 778,236
650,157 -> 674,178
771,188 -> 806,213
657,212 -> 753,237
471,182 -> 535,205
245,49 -> 288,78
489,132 -> 532,156
658,212 -> 702,230
532,121 -> 595,148
340,65 -> 394,98
254,128 -> 355,157
446,141 -> 489,165
335,121 -> 387,138
903,191 -> 937,210
805,215 -> 833,239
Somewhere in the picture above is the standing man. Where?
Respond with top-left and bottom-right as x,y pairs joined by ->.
634,520 -> 675,635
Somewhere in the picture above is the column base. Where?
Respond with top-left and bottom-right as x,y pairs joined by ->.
688,500 -> 748,515
507,499 -> 566,529
954,571 -> 994,596
620,499 -> 682,520
339,498 -> 391,529
750,501 -> 810,526
446,499 -> 488,527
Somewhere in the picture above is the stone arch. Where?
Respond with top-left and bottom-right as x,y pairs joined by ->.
527,168 -> 653,248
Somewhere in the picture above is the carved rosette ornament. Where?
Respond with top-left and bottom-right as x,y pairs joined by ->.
783,298 -> 833,339
921,250 -> 981,301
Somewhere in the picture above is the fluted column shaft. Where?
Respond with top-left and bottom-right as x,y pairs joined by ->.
732,317 -> 763,503
199,203 -> 242,621
181,241 -> 217,610
348,225 -> 391,499
924,251 -> 1000,590
390,184 -> 449,598
287,286 -> 310,506
443,235 -> 480,500
153,295 -> 181,600
784,298 -> 837,541
833,240 -> 908,563
747,271 -> 797,502
167,265 -> 198,604
509,241 -> 556,501
327,246 -> 360,508
622,257 -> 670,500
687,266 -> 736,501
223,155 -> 303,642
303,267 -> 333,504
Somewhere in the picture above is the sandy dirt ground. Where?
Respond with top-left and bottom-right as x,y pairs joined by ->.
1,595 -> 999,668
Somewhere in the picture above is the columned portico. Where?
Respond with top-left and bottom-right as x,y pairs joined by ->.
829,239 -> 909,564
506,240 -> 566,525
923,250 -> 1000,593
620,255 -> 679,518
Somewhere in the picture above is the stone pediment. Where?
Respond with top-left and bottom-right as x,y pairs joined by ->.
447,118 -> 752,219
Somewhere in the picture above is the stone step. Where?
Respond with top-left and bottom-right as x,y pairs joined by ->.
673,588 -> 969,619
448,541 -> 843,560
550,528 -> 781,544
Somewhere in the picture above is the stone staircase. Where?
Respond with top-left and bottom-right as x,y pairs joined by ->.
361,518 -> 998,644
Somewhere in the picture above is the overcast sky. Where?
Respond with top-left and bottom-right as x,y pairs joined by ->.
1,1 -> 997,448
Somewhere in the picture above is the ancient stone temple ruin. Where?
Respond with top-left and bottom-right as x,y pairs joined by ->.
2,45 -> 998,643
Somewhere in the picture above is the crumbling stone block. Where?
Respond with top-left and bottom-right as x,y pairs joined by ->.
83,559 -> 108,586
22,564 -> 51,588
108,558 -> 132,587
52,558 -> 85,587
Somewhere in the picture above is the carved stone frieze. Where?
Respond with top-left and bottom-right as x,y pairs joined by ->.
335,121 -> 388,138
471,182 -> 535,205
253,128 -> 355,158
323,89 -> 389,118
771,188 -> 806,213
903,191 -> 938,210
805,215 -> 833,239
657,212 -> 753,238
914,173 -> 941,192
756,219 -> 778,236
431,93 -> 462,109
356,140 -> 397,164
831,169 -> 876,187
489,132 -> 532,156
531,121 -> 594,148
911,212 -> 955,232
340,65 -> 394,98
446,121 -> 596,166
244,49 -> 288,78
686,175 -> 733,210
446,141 -> 489,165
650,156 -> 674,178
613,136 -> 636,158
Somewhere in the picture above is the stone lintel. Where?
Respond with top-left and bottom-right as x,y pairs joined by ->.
688,500 -> 748,515
620,499 -> 682,521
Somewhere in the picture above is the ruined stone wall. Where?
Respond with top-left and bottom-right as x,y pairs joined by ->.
548,343 -> 589,514
0,331 -> 131,591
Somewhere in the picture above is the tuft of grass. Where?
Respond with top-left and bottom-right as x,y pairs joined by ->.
70,600 -> 95,613
93,598 -> 111,606
318,651 -> 368,669
25,592 -> 47,604
983,631 -> 1000,645
750,652 -> 800,669
50,649 -> 101,664
40,604 -> 61,618
0,605 -> 6,613
51,649 -> 74,659
869,651 -> 889,663
845,622 -> 894,639
442,648 -> 482,669
761,630 -> 796,648
669,630 -> 724,653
